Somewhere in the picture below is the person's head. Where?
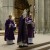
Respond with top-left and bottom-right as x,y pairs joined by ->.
29,13 -> 32,17
26,8 -> 30,17
9,15 -> 12,20
22,9 -> 27,18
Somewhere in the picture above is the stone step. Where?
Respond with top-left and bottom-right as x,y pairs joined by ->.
16,41 -> 50,50
31,44 -> 50,50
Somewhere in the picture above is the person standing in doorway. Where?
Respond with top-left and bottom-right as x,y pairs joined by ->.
17,9 -> 28,47
25,13 -> 35,44
4,15 -> 16,45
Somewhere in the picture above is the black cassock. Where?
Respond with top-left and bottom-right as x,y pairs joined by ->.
4,19 -> 16,41
17,16 -> 28,43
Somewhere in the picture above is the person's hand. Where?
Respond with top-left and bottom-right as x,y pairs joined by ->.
14,24 -> 16,27
9,23 -> 12,28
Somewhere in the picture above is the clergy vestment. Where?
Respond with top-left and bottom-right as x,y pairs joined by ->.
4,19 -> 16,44
25,17 -> 35,44
17,15 -> 28,45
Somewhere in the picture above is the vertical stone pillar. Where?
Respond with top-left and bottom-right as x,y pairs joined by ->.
35,0 -> 44,33
44,0 -> 50,33
38,0 -> 44,33
49,0 -> 50,33
35,0 -> 39,33
0,0 -> 3,30
2,0 -> 14,29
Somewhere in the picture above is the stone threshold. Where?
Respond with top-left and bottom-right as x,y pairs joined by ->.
38,46 -> 50,50
16,41 -> 50,50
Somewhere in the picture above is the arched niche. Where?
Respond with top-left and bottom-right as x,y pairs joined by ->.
13,0 -> 30,26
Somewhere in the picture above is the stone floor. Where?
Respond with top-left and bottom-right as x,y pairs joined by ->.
0,33 -> 50,50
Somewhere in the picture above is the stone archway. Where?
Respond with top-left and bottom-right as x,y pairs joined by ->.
13,0 -> 30,26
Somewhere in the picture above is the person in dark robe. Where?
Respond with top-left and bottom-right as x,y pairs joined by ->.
17,9 -> 28,47
25,13 -> 35,44
4,15 -> 16,45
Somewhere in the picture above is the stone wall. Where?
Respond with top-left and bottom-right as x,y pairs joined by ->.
0,0 -> 14,29
35,0 -> 44,33
44,0 -> 50,33
35,0 -> 50,33
1,0 -> 50,34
